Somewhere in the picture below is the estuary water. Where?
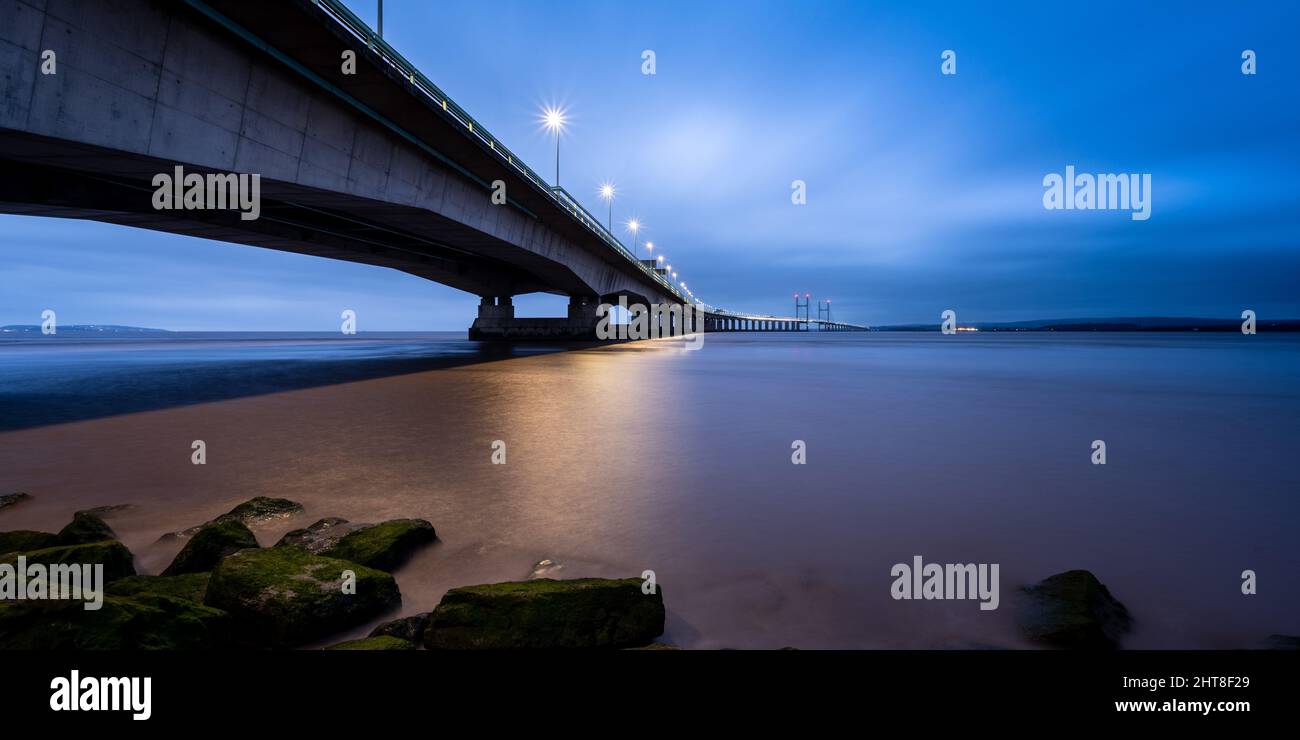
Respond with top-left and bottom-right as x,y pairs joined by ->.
0,331 -> 1296,648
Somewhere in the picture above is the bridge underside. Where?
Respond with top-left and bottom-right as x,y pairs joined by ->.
0,0 -> 683,339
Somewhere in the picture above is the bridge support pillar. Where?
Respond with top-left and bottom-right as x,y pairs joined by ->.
469,294 -> 601,340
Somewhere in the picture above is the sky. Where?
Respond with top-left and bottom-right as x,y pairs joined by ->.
2,0 -> 1298,330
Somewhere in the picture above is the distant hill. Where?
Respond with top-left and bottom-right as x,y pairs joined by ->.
874,317 -> 1300,332
0,324 -> 172,334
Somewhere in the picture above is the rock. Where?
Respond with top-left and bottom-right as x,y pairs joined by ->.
0,594 -> 229,649
369,612 -> 431,642
274,517 -> 364,554
107,573 -> 211,604
57,511 -> 116,545
161,496 -> 304,540
204,547 -> 400,648
528,558 -> 565,579
1264,635 -> 1300,650
1,540 -> 136,582
325,635 -> 416,651
79,504 -> 133,518
320,519 -> 436,571
626,642 -> 682,650
424,578 -> 665,649
0,530 -> 61,555
1017,570 -> 1132,649
217,496 -> 304,526
161,520 -> 258,576
0,492 -> 32,511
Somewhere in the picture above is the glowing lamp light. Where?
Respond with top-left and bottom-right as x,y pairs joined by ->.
541,106 -> 566,133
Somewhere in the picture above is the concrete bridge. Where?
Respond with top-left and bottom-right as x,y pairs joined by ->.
0,0 -> 867,337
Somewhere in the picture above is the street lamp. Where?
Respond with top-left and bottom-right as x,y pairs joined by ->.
598,182 -> 615,232
626,218 -> 640,257
540,106 -> 566,187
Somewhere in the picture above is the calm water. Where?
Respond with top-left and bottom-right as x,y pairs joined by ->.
0,331 -> 1296,648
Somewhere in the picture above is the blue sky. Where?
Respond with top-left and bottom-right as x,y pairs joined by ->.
2,0 -> 1297,329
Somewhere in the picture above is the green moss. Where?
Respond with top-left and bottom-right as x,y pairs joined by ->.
0,595 -> 229,649
325,635 -> 415,650
1,540 -> 136,582
0,530 -> 60,555
107,573 -> 211,603
57,511 -> 117,545
205,547 -> 401,648
425,578 -> 664,649
320,519 -> 436,571
162,519 -> 257,576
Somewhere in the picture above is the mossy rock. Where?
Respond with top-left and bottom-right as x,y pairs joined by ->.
107,573 -> 210,604
319,519 -> 436,572
0,594 -> 230,649
205,547 -> 401,648
0,492 -> 32,511
424,578 -> 665,649
369,612 -> 430,642
162,496 -> 304,541
274,517 -> 362,554
162,520 -> 257,576
57,511 -> 116,545
1017,570 -> 1132,649
1,540 -> 136,582
216,496 -> 303,525
0,530 -> 60,555
325,635 -> 415,651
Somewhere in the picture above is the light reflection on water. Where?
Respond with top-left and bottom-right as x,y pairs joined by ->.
0,332 -> 1296,648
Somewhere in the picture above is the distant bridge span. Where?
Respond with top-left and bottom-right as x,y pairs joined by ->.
0,0 -> 866,337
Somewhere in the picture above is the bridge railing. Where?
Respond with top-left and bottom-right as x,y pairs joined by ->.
312,0 -> 686,303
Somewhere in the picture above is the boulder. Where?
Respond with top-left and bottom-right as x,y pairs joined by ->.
1017,570 -> 1132,649
204,547 -> 400,648
162,520 -> 258,576
107,573 -> 211,604
1,540 -> 136,582
0,594 -> 229,649
528,558 -> 565,579
274,517 -> 363,554
325,635 -> 416,651
369,612 -> 431,642
57,511 -> 116,545
161,496 -> 303,540
424,578 -> 665,649
0,530 -> 60,555
320,519 -> 436,571
217,496 -> 304,526
0,492 -> 31,511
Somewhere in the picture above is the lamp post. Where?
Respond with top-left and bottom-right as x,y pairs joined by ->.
599,183 -> 615,233
626,219 -> 640,258
541,106 -> 566,187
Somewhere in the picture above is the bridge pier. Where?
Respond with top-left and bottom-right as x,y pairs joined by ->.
468,294 -> 601,340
